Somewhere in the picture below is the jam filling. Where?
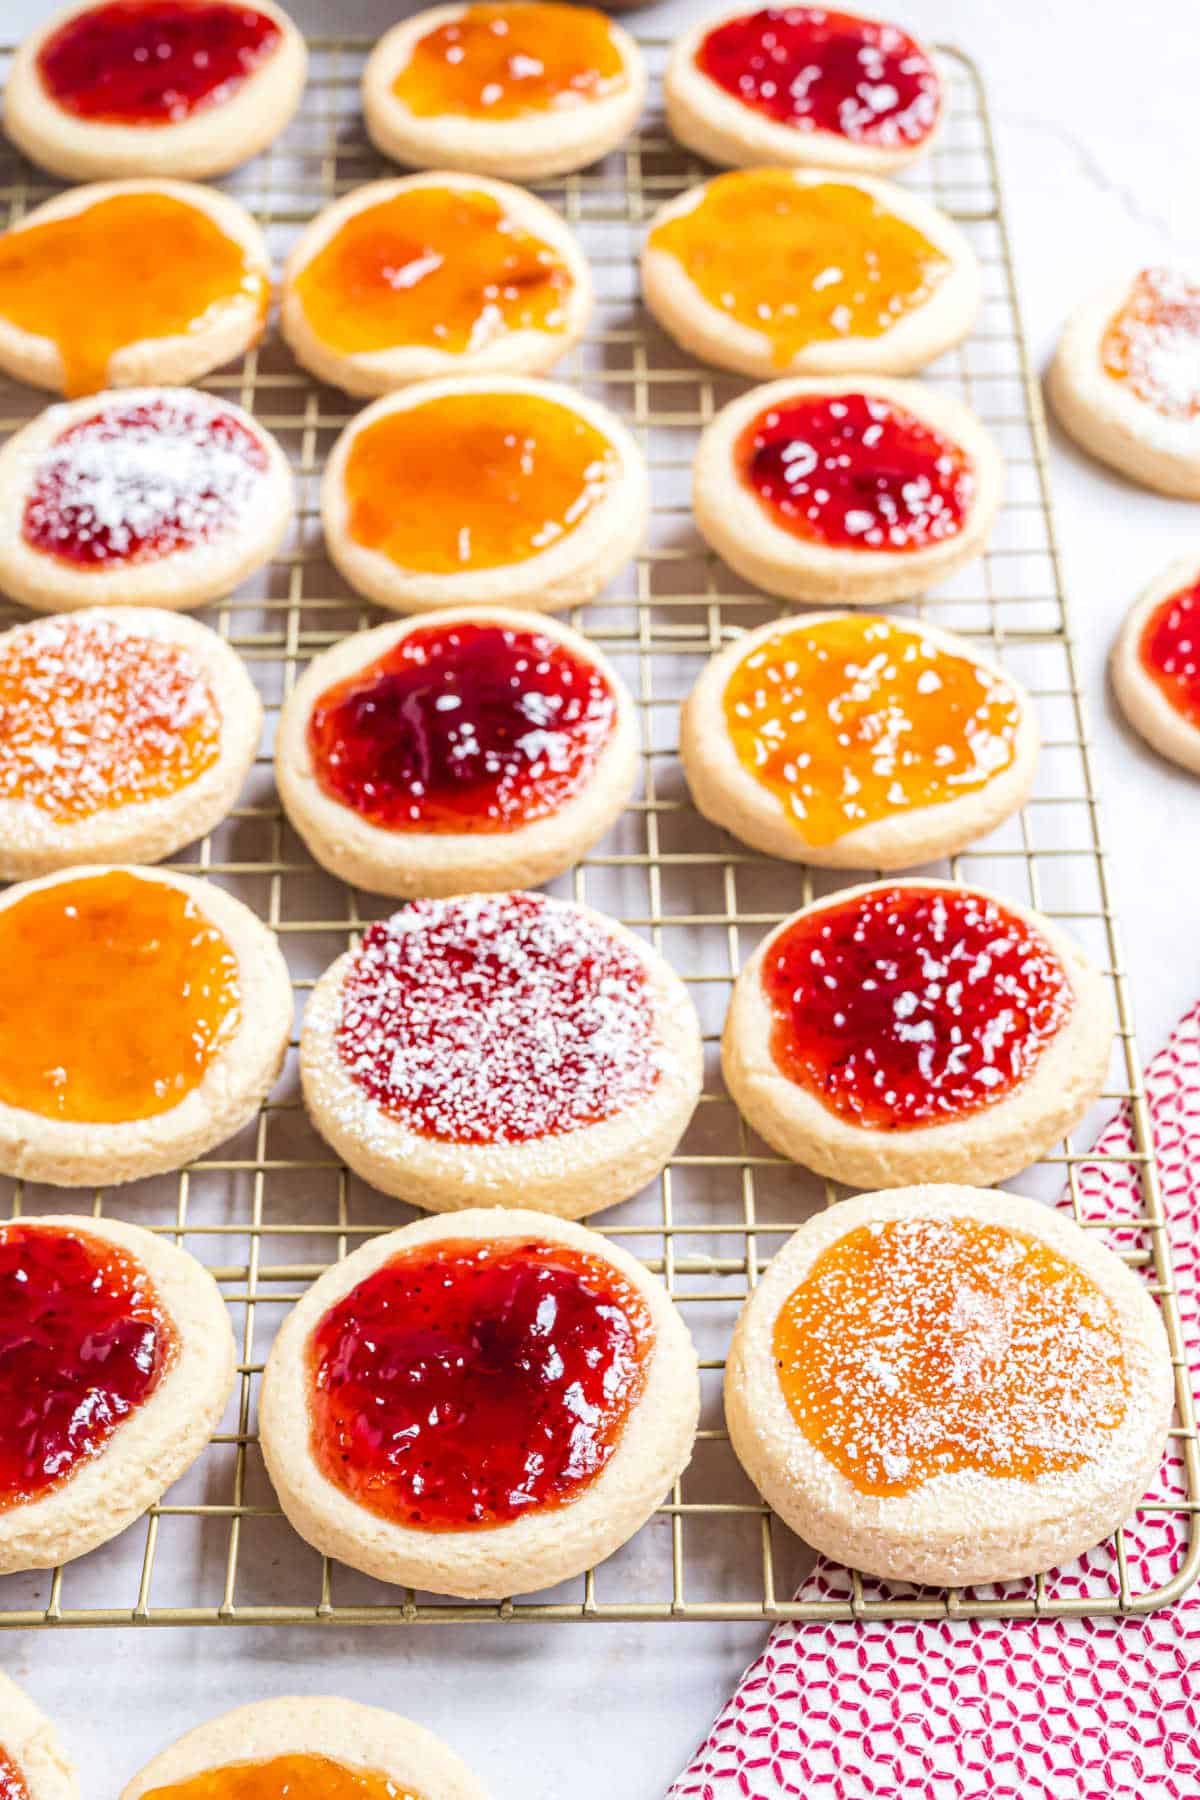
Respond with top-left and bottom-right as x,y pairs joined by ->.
723,615 -> 1020,845
697,6 -> 939,147
36,1 -> 282,125
0,614 -> 221,823
0,192 -> 268,397
308,1237 -> 653,1529
0,1222 -> 176,1509
0,870 -> 240,1124
23,395 -> 269,567
737,391 -> 973,549
337,892 -> 661,1144
342,389 -> 617,574
762,884 -> 1074,1130
292,187 -> 571,357
307,620 -> 617,834
1101,266 -> 1200,420
138,1758 -> 426,1800
1139,577 -> 1200,727
0,1752 -> 28,1800
648,172 -> 950,367
774,1215 -> 1127,1496
392,2 -> 626,120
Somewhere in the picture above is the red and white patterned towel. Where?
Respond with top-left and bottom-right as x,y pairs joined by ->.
670,1003 -> 1200,1800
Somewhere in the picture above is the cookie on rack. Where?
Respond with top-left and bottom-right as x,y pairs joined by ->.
260,1208 -> 699,1598
321,375 -> 647,614
642,168 -> 979,380
0,181 -> 270,398
725,1184 -> 1174,1586
0,1675 -> 77,1800
4,0 -> 307,182
0,607 -> 262,879
681,613 -> 1038,869
1049,265 -> 1200,497
276,608 -> 639,897
1111,555 -> 1200,773
722,879 -> 1113,1190
0,389 -> 292,613
363,2 -> 646,181
0,865 -> 292,1187
0,1213 -> 236,1573
692,376 -> 1002,604
665,4 -> 944,175
300,889 -> 702,1218
280,174 -> 592,397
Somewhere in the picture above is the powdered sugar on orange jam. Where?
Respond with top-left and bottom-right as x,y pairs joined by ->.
0,1751 -> 27,1800
773,1215 -> 1129,1497
1101,267 -> 1200,420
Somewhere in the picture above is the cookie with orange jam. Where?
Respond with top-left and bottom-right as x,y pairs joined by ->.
0,1676 -> 76,1800
1111,556 -> 1200,773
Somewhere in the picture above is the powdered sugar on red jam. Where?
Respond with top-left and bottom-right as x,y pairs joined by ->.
336,892 -> 662,1144
0,1751 -> 27,1800
1101,267 -> 1200,420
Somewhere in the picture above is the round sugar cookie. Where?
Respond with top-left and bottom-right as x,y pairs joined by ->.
1111,555 -> 1200,774
681,612 -> 1038,870
0,1676 -> 77,1800
276,608 -> 639,897
725,1184 -> 1174,1587
0,607 -> 262,879
280,174 -> 592,398
0,181 -> 270,398
0,1212 -> 236,1573
300,889 -> 703,1219
364,3 -> 645,181
0,389 -> 292,613
0,864 -> 292,1187
665,4 -> 944,175
259,1209 -> 699,1598
5,0 -> 307,182
693,377 -> 1002,604
722,878 -> 1114,1191
642,167 -> 980,380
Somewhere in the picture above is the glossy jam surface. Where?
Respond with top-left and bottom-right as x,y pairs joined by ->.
699,6 -> 939,146
0,1223 -> 176,1509
308,620 -> 616,834
342,390 -> 616,574
0,1752 -> 28,1800
37,1 -> 281,125
309,1237 -> 653,1529
1101,266 -> 1200,420
737,391 -> 972,550
393,2 -> 626,120
774,1216 -> 1127,1496
0,193 -> 267,397
138,1756 -> 425,1800
648,173 -> 949,367
24,395 -> 269,567
0,871 -> 240,1123
292,188 -> 571,357
337,892 -> 661,1144
1139,578 -> 1200,727
0,615 -> 221,823
762,885 -> 1073,1130
723,616 -> 1020,846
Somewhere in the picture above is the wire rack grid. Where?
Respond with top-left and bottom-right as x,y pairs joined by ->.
0,32 -> 1194,1630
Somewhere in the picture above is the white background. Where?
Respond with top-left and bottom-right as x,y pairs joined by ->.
3,1 -> 1200,1795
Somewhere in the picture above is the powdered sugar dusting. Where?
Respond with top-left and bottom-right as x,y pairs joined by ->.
1101,266 -> 1200,420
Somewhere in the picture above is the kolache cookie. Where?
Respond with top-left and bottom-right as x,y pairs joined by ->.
0,865 -> 292,1187
280,174 -> 592,397
722,879 -> 1114,1191
363,2 -> 646,181
5,0 -> 307,183
692,377 -> 1003,604
0,181 -> 270,398
0,388 -> 292,613
275,608 -> 639,897
1049,265 -> 1200,497
681,613 -> 1038,870
0,1676 -> 77,1800
300,889 -> 703,1218
1111,556 -> 1200,774
725,1185 -> 1174,1586
259,1209 -> 699,1598
665,4 -> 944,175
642,168 -> 980,380
121,1700 -> 488,1800
0,1212 -> 236,1573
321,375 -> 647,614
0,607 -> 262,879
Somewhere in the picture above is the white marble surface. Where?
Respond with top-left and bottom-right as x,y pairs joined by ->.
3,1 -> 1200,1795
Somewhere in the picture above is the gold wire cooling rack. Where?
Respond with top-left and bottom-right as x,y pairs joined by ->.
0,33 -> 1195,1630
